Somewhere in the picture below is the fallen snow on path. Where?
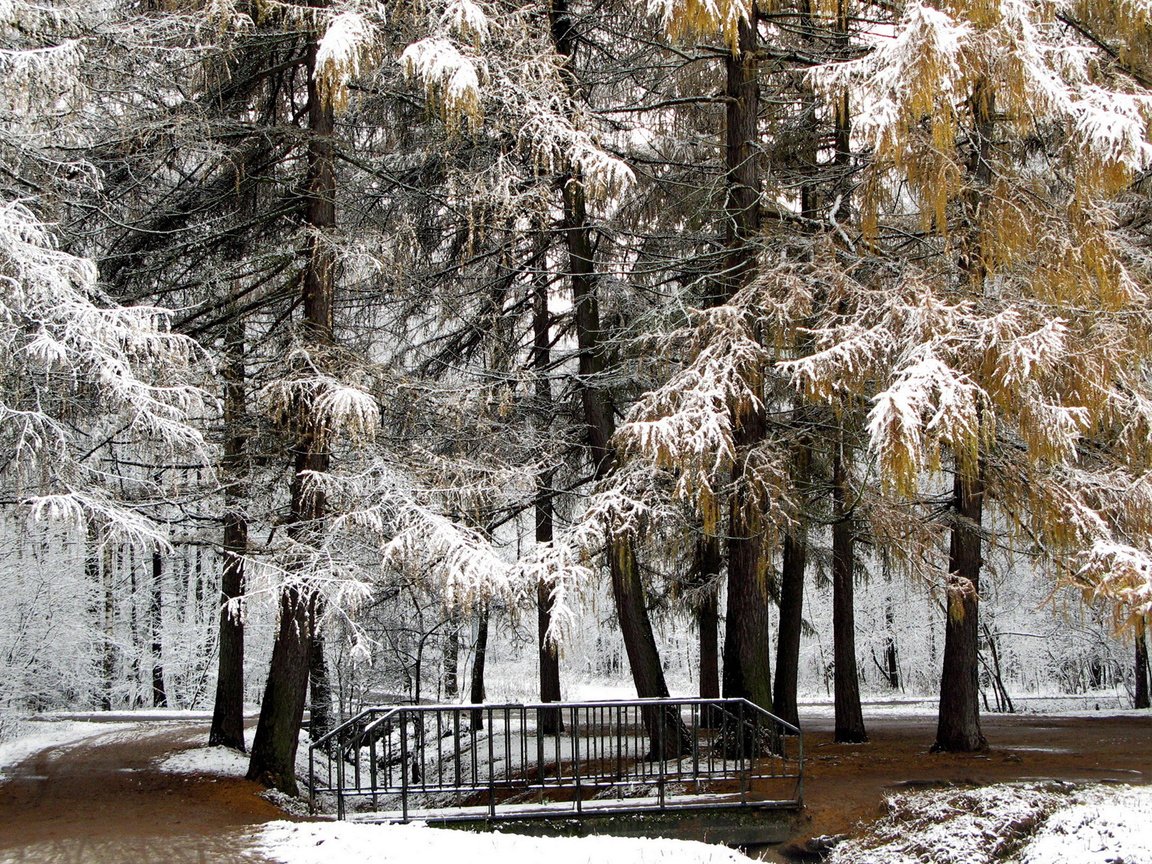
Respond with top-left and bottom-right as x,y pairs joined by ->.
253,821 -> 758,864
0,720 -> 137,779
158,743 -> 251,776
156,728 -> 255,777
825,782 -> 1152,864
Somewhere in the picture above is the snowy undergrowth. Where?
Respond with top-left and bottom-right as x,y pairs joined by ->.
253,822 -> 757,864
826,782 -> 1152,864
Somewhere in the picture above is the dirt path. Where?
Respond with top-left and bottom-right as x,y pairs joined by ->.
2,711 -> 1148,862
0,721 -> 293,863
784,709 -> 1152,855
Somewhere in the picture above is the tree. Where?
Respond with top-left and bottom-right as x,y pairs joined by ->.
796,0 -> 1152,750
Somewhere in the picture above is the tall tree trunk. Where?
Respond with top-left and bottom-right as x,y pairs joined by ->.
832,441 -> 867,742
210,311 -> 247,749
151,549 -> 168,708
1135,614 -> 1150,710
470,601 -> 489,729
533,258 -> 562,734
549,0 -> 685,757
309,597 -> 333,743
933,468 -> 987,752
773,523 -> 807,727
774,438 -> 810,726
247,17 -> 336,793
934,81 -> 994,754
719,11 -> 773,712
693,532 -> 721,727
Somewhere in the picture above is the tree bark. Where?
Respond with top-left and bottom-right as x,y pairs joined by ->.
718,11 -> 773,713
934,81 -> 994,754
933,468 -> 987,752
247,16 -> 336,793
548,0 -> 685,757
832,442 -> 867,742
309,599 -> 333,743
693,533 -> 721,727
773,439 -> 810,727
151,549 -> 168,709
210,311 -> 247,750
443,615 -> 460,700
1135,614 -> 1150,710
533,257 -> 562,734
470,601 -> 489,729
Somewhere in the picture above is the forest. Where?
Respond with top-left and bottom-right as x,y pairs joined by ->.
1,0 -> 1151,804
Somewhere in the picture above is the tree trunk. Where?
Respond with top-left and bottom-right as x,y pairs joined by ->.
935,81 -> 994,754
719,11 -> 773,713
773,438 -> 810,727
933,468 -> 987,752
470,601 -> 489,729
248,586 -> 313,792
210,311 -> 247,750
832,442 -> 867,742
1135,614 -> 1150,710
247,16 -> 335,794
883,606 -> 900,689
443,616 -> 460,700
151,549 -> 168,709
309,600 -> 333,744
722,476 -> 772,711
533,257 -> 562,734
549,2 -> 685,756
693,533 -> 721,727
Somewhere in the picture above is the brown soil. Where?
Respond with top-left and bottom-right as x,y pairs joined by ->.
782,709 -> 1152,857
2,711 -> 1149,862
0,720 -> 297,863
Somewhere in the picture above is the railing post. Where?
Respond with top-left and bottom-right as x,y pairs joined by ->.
487,706 -> 495,820
370,729 -> 378,811
400,713 -> 409,823
336,731 -> 346,820
656,705 -> 666,810
308,743 -> 315,816
571,705 -> 582,814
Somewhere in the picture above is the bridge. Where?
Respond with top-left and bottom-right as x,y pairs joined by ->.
308,697 -> 803,845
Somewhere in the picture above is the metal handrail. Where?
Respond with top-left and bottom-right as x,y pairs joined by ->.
308,697 -> 803,821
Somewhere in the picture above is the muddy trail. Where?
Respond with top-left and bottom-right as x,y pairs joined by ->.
0,711 -> 1149,862
0,721 -> 291,863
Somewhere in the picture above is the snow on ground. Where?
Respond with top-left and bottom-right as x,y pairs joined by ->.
825,782 -> 1152,864
155,727 -> 255,776
253,821 -> 758,864
0,719 -> 137,780
1018,785 -> 1152,864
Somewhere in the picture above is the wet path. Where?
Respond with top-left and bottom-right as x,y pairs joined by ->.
787,710 -> 1152,854
0,721 -> 293,863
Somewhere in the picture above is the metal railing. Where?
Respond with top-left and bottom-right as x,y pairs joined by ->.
309,697 -> 802,822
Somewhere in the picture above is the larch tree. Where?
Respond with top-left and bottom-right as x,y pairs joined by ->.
790,0 -> 1152,750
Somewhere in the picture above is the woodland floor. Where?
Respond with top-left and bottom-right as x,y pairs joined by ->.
0,719 -> 290,863
781,709 -> 1152,857
0,710 -> 1148,862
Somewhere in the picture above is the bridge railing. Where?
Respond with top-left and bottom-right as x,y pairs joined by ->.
308,697 -> 802,821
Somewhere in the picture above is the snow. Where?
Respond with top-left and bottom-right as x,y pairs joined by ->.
157,742 -> 250,776
0,719 -> 135,780
253,821 -> 758,864
1018,786 -> 1152,864
825,783 -> 1152,864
